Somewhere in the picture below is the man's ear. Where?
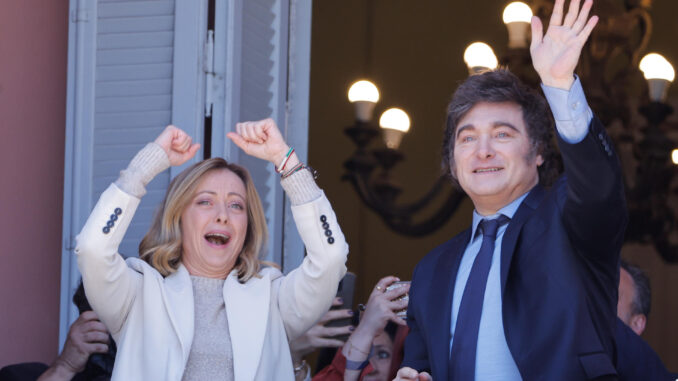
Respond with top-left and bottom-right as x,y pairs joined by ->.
629,314 -> 647,336
535,153 -> 544,167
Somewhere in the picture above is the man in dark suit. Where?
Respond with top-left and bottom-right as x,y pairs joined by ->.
615,261 -> 676,380
617,261 -> 650,336
396,0 -> 627,380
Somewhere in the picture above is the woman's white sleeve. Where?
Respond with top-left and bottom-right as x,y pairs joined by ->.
277,190 -> 349,340
75,142 -> 170,335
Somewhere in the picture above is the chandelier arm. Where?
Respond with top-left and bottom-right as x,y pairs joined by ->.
349,169 -> 459,218
382,190 -> 467,237
386,176 -> 453,216
627,8 -> 652,65
653,238 -> 678,263
343,172 -> 390,215
344,170 -> 468,229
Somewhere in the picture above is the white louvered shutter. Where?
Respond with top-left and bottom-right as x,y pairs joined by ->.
61,0 -> 207,347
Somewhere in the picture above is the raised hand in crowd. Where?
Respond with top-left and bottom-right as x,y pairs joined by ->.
37,311 -> 109,381
342,276 -> 408,381
289,297 -> 354,381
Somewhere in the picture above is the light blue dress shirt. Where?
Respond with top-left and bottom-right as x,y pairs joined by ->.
449,76 -> 593,380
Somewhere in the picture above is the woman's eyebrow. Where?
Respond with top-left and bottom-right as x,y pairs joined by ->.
194,190 -> 246,200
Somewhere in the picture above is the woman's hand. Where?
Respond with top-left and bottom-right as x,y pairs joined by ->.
154,125 -> 201,166
289,297 -> 354,361
356,276 -> 409,338
227,118 -> 292,166
342,276 -> 409,380
342,276 -> 409,355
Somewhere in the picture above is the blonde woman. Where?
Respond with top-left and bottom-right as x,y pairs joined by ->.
75,119 -> 348,381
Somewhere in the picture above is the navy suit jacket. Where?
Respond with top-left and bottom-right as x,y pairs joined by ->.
615,318 -> 676,380
403,118 -> 628,380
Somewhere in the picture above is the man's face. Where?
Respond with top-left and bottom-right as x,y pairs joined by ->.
452,101 -> 543,214
618,268 -> 646,335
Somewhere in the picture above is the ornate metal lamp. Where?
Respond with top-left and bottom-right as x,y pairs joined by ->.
343,80 -> 466,236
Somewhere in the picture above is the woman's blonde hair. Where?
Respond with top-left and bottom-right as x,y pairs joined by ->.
139,158 -> 268,282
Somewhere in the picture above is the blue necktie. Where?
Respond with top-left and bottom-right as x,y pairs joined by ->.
449,215 -> 510,380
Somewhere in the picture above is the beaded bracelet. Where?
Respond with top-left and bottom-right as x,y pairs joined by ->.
281,162 -> 305,179
275,147 -> 295,173
280,162 -> 319,180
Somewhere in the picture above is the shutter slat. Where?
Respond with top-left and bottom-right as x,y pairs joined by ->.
96,94 -> 171,112
96,63 -> 173,81
98,16 -> 174,34
96,79 -> 172,97
95,110 -> 171,128
97,47 -> 173,66
98,31 -> 173,49
98,1 -> 174,18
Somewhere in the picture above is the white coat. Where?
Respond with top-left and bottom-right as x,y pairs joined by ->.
75,183 -> 348,381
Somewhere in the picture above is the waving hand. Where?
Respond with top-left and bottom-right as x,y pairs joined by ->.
530,0 -> 598,90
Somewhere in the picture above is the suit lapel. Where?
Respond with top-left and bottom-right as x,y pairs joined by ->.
163,264 -> 195,363
224,271 -> 271,381
500,185 -> 546,293
429,229 -> 470,380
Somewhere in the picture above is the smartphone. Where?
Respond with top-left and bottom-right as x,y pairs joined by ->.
325,272 -> 356,341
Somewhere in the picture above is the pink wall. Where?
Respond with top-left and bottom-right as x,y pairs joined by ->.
0,0 -> 68,366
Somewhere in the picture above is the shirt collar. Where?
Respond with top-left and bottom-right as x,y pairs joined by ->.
470,190 -> 530,239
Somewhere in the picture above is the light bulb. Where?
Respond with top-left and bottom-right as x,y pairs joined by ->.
379,108 -> 410,132
464,42 -> 498,73
379,108 -> 410,150
348,80 -> 380,121
639,53 -> 675,82
640,53 -> 674,102
502,2 -> 532,24
503,2 -> 532,48
672,149 -> 678,165
348,80 -> 380,103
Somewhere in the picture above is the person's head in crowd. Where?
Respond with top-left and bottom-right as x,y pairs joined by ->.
139,157 -> 268,281
362,321 -> 399,381
441,69 -> 561,212
617,260 -> 651,335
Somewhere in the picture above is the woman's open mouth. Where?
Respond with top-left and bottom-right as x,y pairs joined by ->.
204,232 -> 230,246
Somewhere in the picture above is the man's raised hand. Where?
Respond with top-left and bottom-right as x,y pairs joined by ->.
530,0 -> 598,90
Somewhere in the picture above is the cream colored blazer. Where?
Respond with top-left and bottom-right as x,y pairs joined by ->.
76,184 -> 348,381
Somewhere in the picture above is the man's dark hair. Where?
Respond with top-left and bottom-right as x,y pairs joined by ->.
621,260 -> 652,318
441,69 -> 561,187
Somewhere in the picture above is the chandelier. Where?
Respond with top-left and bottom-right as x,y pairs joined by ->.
341,0 -> 678,262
